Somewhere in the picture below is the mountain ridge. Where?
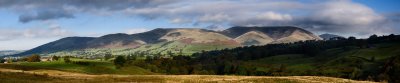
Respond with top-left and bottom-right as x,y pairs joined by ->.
12,26 -> 321,56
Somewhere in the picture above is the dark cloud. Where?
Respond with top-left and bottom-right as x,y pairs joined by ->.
0,0 -> 178,9
0,0 -> 180,23
19,11 -> 74,23
385,13 -> 400,22
0,0 -> 398,36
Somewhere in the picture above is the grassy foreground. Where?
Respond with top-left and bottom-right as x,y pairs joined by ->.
0,68 -> 376,83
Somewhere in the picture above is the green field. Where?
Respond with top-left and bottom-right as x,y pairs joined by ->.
0,59 -> 373,83
0,58 -> 155,75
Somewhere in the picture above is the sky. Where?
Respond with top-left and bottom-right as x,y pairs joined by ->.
0,0 -> 399,50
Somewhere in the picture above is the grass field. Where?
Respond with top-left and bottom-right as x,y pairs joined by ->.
0,58 -> 379,83
0,58 -> 155,75
0,68 -> 377,83
0,58 -> 378,83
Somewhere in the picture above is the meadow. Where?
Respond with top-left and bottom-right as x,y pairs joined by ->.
0,57 -> 378,83
0,58 -> 155,75
0,56 -> 379,83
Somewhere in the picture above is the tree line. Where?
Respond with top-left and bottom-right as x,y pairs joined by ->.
120,34 -> 400,82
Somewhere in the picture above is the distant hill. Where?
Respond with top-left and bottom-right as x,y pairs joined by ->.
14,37 -> 95,56
0,50 -> 23,56
319,33 -> 344,40
13,26 -> 321,56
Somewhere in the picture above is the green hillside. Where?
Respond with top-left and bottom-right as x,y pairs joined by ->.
249,43 -> 400,76
47,41 -> 238,57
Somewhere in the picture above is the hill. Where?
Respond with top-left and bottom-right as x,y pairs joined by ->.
14,37 -> 95,56
0,50 -> 23,56
319,33 -> 344,40
13,26 -> 321,56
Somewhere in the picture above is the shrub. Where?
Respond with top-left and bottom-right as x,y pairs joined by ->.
52,56 -> 59,61
27,54 -> 41,62
114,56 -> 126,69
104,53 -> 112,61
64,56 -> 71,63
72,61 -> 90,66
0,59 -> 5,63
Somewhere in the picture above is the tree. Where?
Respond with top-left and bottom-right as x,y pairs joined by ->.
64,56 -> 71,63
52,56 -> 59,61
0,58 -> 5,63
114,56 -> 126,69
27,54 -> 41,62
104,53 -> 112,61
126,55 -> 136,61
348,36 -> 356,40
369,34 -> 378,39
20,57 -> 28,62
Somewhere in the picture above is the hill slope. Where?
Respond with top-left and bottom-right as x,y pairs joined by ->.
0,50 -> 23,56
15,37 -> 95,56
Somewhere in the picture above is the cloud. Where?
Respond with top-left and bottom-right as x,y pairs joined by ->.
126,28 -> 149,34
291,1 -> 391,37
0,23 -> 73,41
230,11 -> 293,26
0,0 -> 180,23
198,13 -> 230,24
124,0 -> 301,26
19,10 -> 75,23
206,24 -> 225,31
124,0 -> 396,36
0,0 -> 398,36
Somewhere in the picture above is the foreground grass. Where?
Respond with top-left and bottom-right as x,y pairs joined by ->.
0,69 -> 376,83
0,58 -> 379,83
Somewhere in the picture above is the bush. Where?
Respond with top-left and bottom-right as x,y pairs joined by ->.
52,56 -> 59,61
0,59 -> 5,63
114,56 -> 126,69
64,56 -> 71,63
27,54 -> 41,62
72,61 -> 91,66
104,53 -> 112,61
